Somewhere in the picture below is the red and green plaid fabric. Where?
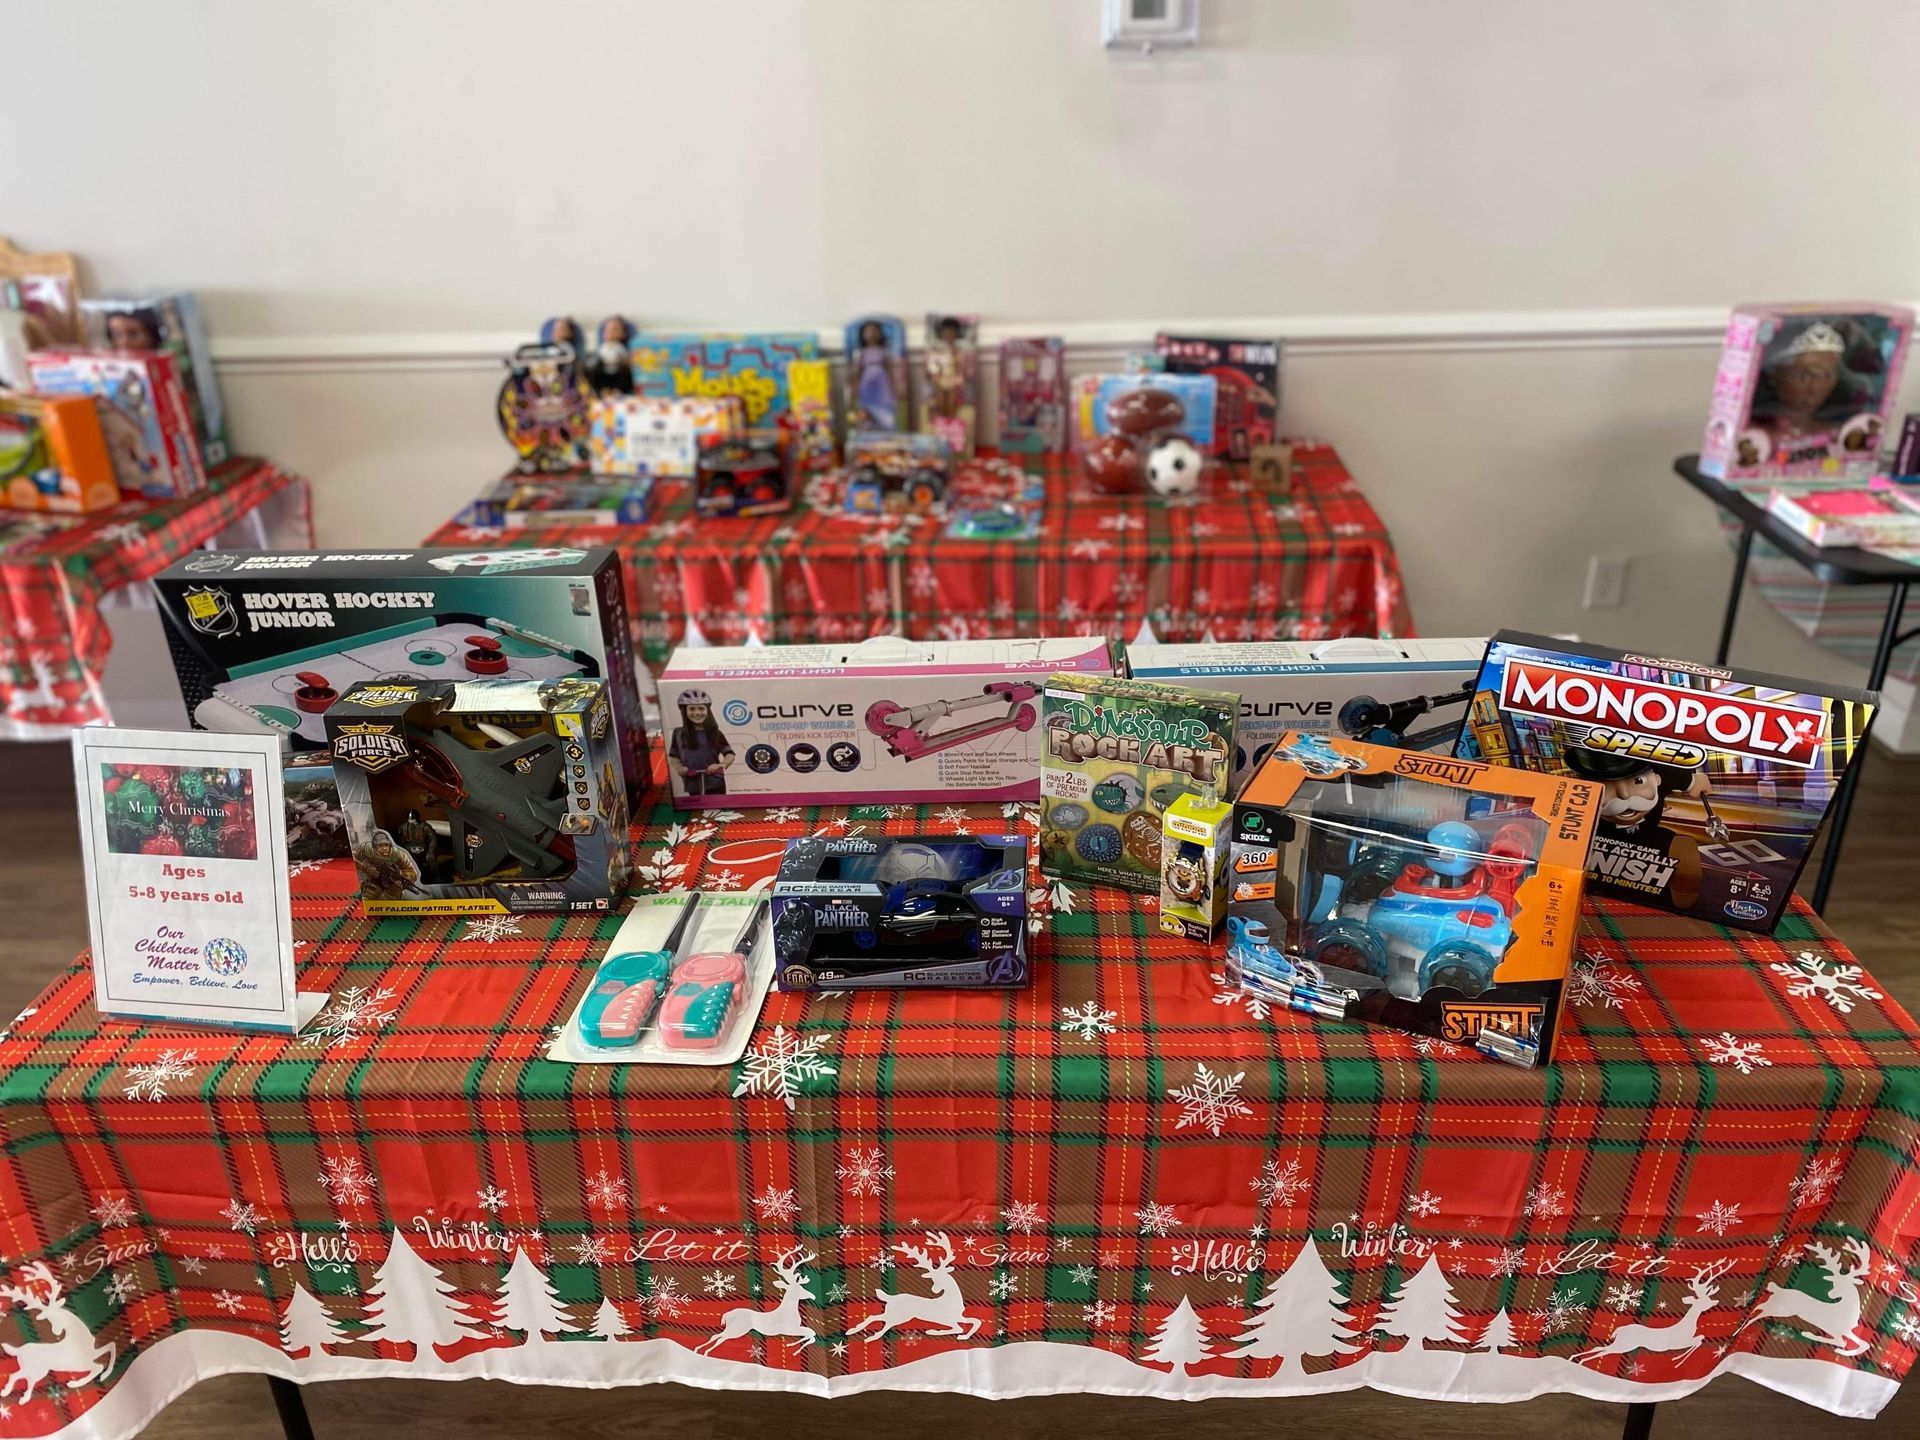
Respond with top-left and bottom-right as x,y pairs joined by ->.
0,460 -> 313,737
422,444 -> 1414,672
1,755 -> 1917,1434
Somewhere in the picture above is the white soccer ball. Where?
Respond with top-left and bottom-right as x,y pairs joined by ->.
1145,437 -> 1203,497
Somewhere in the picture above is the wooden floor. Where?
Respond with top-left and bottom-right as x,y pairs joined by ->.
2,742 -> 1916,1438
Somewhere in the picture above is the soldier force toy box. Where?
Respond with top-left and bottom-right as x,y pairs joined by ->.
327,676 -> 629,916
152,548 -> 649,853
1453,631 -> 1877,933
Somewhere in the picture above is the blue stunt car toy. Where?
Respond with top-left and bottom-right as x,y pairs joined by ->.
1275,732 -> 1366,778
1305,820 -> 1532,1000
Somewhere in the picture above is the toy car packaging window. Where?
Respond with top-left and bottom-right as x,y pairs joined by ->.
1228,733 -> 1600,1066
1452,631 -> 1877,933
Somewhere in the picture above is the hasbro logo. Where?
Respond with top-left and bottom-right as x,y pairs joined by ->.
723,699 -> 751,726
1724,899 -> 1768,923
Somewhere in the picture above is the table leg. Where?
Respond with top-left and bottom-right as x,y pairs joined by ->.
268,1376 -> 316,1440
1620,1400 -> 1657,1440
1714,526 -> 1755,666
1810,580 -> 1909,914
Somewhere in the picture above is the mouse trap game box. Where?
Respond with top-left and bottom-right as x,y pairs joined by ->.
1453,631 -> 1877,932
1226,735 -> 1599,1065
152,548 -> 649,852
1038,673 -> 1238,892
327,675 -> 629,915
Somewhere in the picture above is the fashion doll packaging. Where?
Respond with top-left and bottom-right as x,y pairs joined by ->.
1699,303 -> 1913,484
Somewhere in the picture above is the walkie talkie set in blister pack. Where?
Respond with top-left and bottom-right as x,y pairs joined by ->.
548,891 -> 776,1065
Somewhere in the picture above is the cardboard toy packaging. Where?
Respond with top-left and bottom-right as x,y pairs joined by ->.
771,833 -> 1030,991
1453,631 -> 1877,933
1126,637 -> 1486,791
659,636 -> 1115,810
588,393 -> 743,478
1038,673 -> 1238,893
1698,302 -> 1912,484
1160,788 -> 1232,944
630,332 -> 819,429
0,392 -> 119,514
151,547 -> 649,856
80,292 -> 229,467
464,473 -> 653,529
27,349 -> 204,499
328,675 -> 629,916
1153,333 -> 1281,460
1228,733 -> 1599,1066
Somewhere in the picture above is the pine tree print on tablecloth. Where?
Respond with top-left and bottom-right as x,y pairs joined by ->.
1374,1253 -> 1468,1349
498,1241 -> 574,1342
1142,1295 -> 1215,1373
1228,1240 -> 1358,1368
280,1281 -> 348,1358
358,1229 -> 483,1359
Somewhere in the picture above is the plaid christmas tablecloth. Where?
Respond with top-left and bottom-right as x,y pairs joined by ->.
422,444 -> 1413,673
2,773 -> 1918,1438
0,461 -> 313,739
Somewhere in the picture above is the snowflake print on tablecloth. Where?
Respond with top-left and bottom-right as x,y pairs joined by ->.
837,1148 -> 895,1198
300,985 -> 398,1051
1896,1315 -> 1920,1346
89,1195 -> 137,1229
1210,968 -> 1271,1021
1772,952 -> 1883,1014
1002,1200 -> 1045,1234
477,1185 -> 509,1214
1533,1289 -> 1588,1334
1134,1202 -> 1182,1238
1603,1280 -> 1644,1310
286,859 -> 326,877
212,1290 -> 247,1316
732,1026 -> 837,1110
573,1234 -> 612,1267
1789,1158 -> 1843,1208
1167,1064 -> 1253,1137
461,914 -> 524,945
1084,1299 -> 1118,1328
766,807 -> 804,823
122,1048 -> 197,1101
1522,1182 -> 1567,1218
317,1156 -> 374,1205
1069,1263 -> 1097,1288
934,805 -> 971,831
1568,951 -> 1643,1011
1251,1158 -> 1307,1209
1491,1246 -> 1528,1279
989,1272 -> 1018,1301
1059,1001 -> 1118,1042
585,1170 -> 629,1210
641,1277 -> 688,1320
702,1270 -> 737,1298
753,1185 -> 800,1223
1694,1200 -> 1742,1237
179,1256 -> 206,1276
104,1271 -> 139,1306
1702,1032 -> 1771,1074
1406,1190 -> 1443,1219
221,1200 -> 264,1236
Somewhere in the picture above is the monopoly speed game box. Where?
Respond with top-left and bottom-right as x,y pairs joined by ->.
1453,631 -> 1876,932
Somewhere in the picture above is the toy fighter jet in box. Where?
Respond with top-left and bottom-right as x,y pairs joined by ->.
405,722 -> 574,880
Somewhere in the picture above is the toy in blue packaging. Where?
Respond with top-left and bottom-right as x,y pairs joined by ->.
633,332 -> 820,429
844,315 -> 909,432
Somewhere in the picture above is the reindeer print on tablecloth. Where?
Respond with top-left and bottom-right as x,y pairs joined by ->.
696,1246 -> 817,1357
1732,1238 -> 1873,1357
849,1232 -> 981,1343
0,1262 -> 117,1398
1574,1259 -> 1735,1367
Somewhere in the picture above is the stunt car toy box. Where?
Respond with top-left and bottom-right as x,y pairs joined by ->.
771,834 -> 1029,991
1228,734 -> 1600,1065
327,675 -> 630,916
658,636 -> 1115,810
1127,637 -> 1485,790
1039,673 -> 1238,894
27,349 -> 204,499
1454,631 -> 1877,933
152,548 -> 650,850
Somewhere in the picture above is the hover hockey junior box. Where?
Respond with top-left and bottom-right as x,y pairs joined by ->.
153,548 -> 650,837
1453,631 -> 1877,933
658,636 -> 1115,809
1126,637 -> 1486,791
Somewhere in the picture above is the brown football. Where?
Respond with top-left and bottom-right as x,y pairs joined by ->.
1083,434 -> 1144,493
1105,386 -> 1186,438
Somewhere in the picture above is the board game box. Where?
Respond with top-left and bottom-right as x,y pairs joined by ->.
1453,631 -> 1877,932
152,548 -> 649,851
1039,673 -> 1238,893
630,332 -> 819,429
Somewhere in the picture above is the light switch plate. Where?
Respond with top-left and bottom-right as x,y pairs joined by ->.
1103,0 -> 1201,52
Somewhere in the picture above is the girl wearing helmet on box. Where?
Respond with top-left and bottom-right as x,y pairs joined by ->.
668,688 -> 736,797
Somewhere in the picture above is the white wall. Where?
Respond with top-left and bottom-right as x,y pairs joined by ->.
7,1 -> 1919,702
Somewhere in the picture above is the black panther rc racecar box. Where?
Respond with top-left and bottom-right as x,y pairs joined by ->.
1453,631 -> 1877,933
326,675 -> 631,915
770,834 -> 1030,991
152,547 -> 649,847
